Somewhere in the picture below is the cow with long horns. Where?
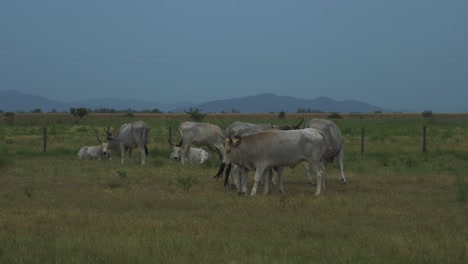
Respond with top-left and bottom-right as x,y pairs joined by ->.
99,121 -> 150,165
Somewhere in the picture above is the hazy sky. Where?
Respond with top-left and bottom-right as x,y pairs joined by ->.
1,0 -> 467,112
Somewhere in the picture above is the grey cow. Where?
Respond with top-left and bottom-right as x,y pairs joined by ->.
170,122 -> 224,165
102,121 -> 150,165
223,128 -> 326,196
222,120 -> 304,193
303,119 -> 346,184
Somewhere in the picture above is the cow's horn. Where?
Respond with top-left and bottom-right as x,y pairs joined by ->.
295,118 -> 304,129
96,133 -> 103,143
168,126 -> 173,147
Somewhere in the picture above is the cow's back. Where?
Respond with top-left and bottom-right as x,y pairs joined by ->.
119,121 -> 149,147
304,119 -> 343,159
179,122 -> 223,146
237,129 -> 324,167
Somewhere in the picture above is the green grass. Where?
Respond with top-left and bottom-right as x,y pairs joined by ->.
0,113 -> 467,263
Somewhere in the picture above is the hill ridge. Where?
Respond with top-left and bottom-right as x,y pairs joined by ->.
0,89 -> 388,113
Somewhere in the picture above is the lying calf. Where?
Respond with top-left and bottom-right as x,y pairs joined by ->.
77,145 -> 111,160
170,146 -> 210,164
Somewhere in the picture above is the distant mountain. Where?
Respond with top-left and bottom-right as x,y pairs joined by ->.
0,90 -> 387,113
172,93 -> 387,113
0,90 -> 70,112
0,90 -> 195,112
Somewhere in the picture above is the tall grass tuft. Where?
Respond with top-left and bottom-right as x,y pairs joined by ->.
0,148 -> 13,172
456,178 -> 466,203
177,175 -> 199,193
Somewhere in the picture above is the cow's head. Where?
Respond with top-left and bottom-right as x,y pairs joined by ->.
102,127 -> 121,150
169,140 -> 183,162
96,133 -> 110,157
223,136 -> 242,162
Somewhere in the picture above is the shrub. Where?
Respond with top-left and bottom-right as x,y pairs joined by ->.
422,110 -> 434,118
177,175 -> 199,193
70,107 -> 88,124
278,111 -> 286,120
185,108 -> 206,122
328,112 -> 343,119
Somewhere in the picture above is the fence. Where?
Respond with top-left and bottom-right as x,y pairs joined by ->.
41,126 -> 436,154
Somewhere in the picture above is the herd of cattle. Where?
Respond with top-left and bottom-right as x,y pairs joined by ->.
78,119 -> 346,196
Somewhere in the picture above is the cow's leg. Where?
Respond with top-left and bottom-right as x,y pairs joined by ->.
240,167 -> 248,195
251,167 -> 266,196
263,170 -> 273,195
181,144 -> 190,164
120,146 -> 126,164
213,162 -> 226,180
128,148 -> 133,161
302,162 -> 314,184
230,165 -> 239,191
214,145 -> 224,161
337,148 -> 346,183
139,147 -> 146,165
309,161 -> 324,196
276,167 -> 285,193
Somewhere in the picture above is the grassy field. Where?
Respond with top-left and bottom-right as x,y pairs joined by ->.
0,113 -> 467,263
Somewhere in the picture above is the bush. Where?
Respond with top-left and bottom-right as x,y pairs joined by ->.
70,107 -> 88,124
278,111 -> 286,120
422,110 -> 434,118
177,175 -> 199,193
328,112 -> 343,119
185,108 -> 206,122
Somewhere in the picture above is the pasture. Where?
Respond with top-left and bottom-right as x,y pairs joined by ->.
0,113 -> 467,263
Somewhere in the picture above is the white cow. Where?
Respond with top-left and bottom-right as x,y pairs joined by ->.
170,146 -> 210,164
101,121 -> 150,165
77,145 -> 110,160
224,128 -> 326,196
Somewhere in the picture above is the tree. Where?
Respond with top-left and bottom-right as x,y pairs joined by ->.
70,107 -> 88,124
151,108 -> 163,113
185,108 -> 206,122
328,112 -> 343,119
422,110 -> 434,118
278,111 -> 286,120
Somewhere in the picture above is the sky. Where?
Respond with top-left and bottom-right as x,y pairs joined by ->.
1,0 -> 467,112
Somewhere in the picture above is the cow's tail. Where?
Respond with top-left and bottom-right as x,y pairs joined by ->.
144,127 -> 150,156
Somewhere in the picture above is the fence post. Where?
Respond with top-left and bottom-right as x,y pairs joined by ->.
361,127 -> 365,154
422,126 -> 427,152
43,127 -> 47,153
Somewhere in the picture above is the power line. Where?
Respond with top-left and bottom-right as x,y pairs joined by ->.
0,49 -> 467,69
